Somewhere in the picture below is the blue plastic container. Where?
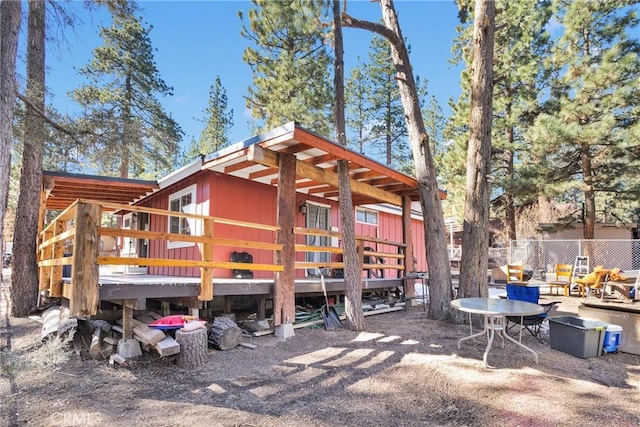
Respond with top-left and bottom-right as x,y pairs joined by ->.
603,324 -> 623,353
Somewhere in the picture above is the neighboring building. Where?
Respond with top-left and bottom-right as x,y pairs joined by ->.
540,222 -> 638,240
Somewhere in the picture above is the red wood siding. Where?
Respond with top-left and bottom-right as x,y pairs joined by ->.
141,170 -> 427,279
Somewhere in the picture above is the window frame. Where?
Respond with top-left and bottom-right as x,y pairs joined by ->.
167,184 -> 197,250
355,207 -> 379,226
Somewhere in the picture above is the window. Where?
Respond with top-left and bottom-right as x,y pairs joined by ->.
356,208 -> 378,225
168,184 -> 196,249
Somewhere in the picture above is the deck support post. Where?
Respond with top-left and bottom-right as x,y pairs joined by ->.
274,152 -> 296,338
402,196 -> 416,301
70,202 -> 101,317
161,301 -> 171,316
257,296 -> 267,320
199,218 -> 214,301
122,305 -> 134,340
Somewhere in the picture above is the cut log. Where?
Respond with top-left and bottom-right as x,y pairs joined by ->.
175,328 -> 208,369
209,316 -> 242,351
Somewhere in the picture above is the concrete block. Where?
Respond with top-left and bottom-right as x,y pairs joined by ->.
274,323 -> 295,339
117,338 -> 142,359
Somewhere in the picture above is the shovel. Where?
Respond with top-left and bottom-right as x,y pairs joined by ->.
320,269 -> 342,330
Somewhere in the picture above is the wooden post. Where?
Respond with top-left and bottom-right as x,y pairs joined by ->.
273,152 -> 296,328
199,218 -> 214,301
38,177 -> 55,293
69,202 -> 101,317
257,297 -> 266,321
161,301 -> 171,317
50,220 -> 65,297
402,196 -> 415,299
122,305 -> 134,340
38,227 -> 53,291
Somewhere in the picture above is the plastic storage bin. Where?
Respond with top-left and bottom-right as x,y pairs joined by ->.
603,324 -> 623,353
549,316 -> 608,358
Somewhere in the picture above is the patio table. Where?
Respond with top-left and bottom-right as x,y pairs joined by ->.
451,297 -> 544,368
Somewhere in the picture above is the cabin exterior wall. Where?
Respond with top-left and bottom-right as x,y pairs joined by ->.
137,170 -> 428,278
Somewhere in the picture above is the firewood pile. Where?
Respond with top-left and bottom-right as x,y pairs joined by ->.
34,307 -> 258,367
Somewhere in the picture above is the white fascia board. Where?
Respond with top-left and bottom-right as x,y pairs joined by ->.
158,157 -> 203,190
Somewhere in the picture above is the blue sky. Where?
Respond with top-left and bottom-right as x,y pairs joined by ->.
42,0 -> 463,149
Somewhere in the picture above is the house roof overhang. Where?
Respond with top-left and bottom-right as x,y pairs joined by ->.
42,171 -> 159,212
201,121 -> 445,207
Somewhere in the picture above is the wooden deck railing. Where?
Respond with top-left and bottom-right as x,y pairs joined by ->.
38,199 -> 406,316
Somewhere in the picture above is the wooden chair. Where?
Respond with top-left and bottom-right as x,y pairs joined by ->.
547,264 -> 573,296
506,264 -> 528,285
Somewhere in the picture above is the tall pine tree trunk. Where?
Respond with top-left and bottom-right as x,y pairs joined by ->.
343,0 -> 454,320
458,0 -> 495,302
12,0 -> 46,316
0,1 -> 22,282
503,101 -> 516,242
334,0 -> 364,331
581,143 -> 595,239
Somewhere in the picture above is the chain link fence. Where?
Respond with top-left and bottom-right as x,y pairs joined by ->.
506,239 -> 640,277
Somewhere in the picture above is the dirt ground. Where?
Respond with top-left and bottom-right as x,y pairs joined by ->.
1,274 -> 640,427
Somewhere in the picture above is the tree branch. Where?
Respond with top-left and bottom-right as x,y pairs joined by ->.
341,12 -> 402,48
17,92 -> 75,138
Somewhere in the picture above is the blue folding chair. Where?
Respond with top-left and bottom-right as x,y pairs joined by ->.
505,284 -> 560,343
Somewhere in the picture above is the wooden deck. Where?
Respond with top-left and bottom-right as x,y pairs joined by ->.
91,274 -> 404,300
70,274 -> 406,321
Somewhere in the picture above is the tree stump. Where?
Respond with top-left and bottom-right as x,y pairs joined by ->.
209,316 -> 243,350
175,327 -> 207,369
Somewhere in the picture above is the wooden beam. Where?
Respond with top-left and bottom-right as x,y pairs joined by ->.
248,145 -> 402,206
70,202 -> 101,317
224,159 -> 256,174
274,152 -> 297,327
50,221 -> 66,297
249,166 -> 279,180
199,218 -> 214,301
292,127 -> 419,188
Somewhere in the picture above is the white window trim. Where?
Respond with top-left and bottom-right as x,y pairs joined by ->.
356,207 -> 379,226
168,184 -> 197,250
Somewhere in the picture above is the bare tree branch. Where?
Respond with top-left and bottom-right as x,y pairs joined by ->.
17,92 -> 80,142
341,12 -> 402,48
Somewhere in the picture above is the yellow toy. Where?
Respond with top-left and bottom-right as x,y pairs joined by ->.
608,267 -> 628,282
574,265 -> 610,296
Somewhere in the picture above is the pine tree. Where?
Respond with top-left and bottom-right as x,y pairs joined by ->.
447,0 -> 552,242
186,76 -> 233,159
529,0 -> 640,239
0,0 -> 21,282
12,0 -> 46,316
240,0 -> 333,136
71,3 -> 182,178
365,35 -> 409,168
345,58 -> 371,154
